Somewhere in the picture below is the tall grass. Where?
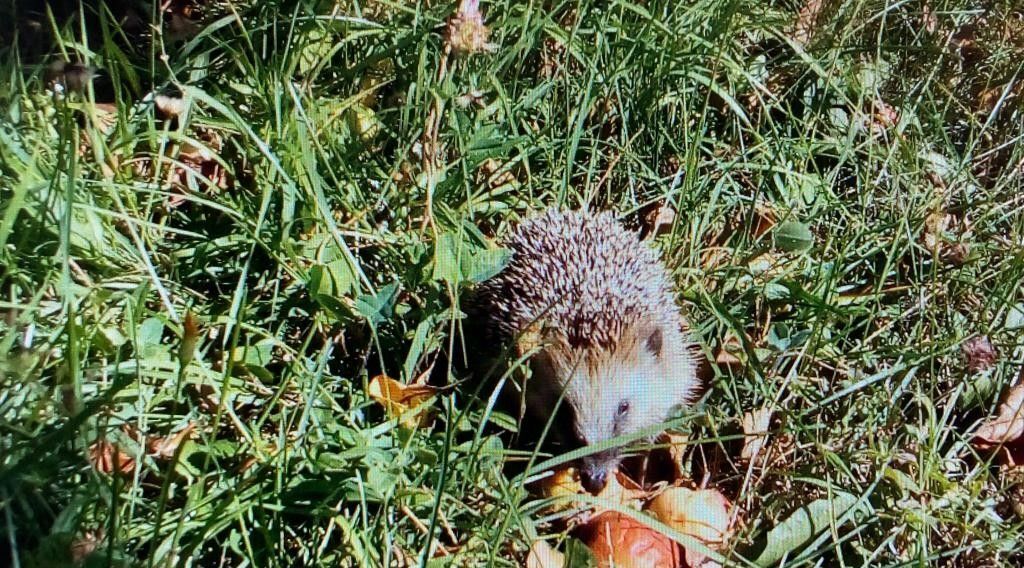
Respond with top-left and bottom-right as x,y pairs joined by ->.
1,0 -> 1022,566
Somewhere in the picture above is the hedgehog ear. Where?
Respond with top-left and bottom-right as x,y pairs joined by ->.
644,325 -> 663,357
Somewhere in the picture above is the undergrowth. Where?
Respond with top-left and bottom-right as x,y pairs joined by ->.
1,0 -> 1022,566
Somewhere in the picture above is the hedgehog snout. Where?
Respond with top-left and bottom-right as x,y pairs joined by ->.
580,449 -> 620,494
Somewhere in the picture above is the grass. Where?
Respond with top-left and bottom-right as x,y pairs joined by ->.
0,0 -> 1022,566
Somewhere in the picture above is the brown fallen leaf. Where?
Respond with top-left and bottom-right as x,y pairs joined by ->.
863,100 -> 902,139
923,211 -> 951,251
641,203 -> 677,240
77,102 -> 119,136
700,247 -> 733,272
368,374 -> 441,428
171,128 -> 231,205
530,467 -> 586,515
526,539 -> 565,568
188,382 -> 221,413
88,440 -> 135,475
147,422 -> 197,458
477,157 -> 518,190
663,432 -> 690,480
515,320 -> 549,358
793,0 -> 825,46
445,0 -> 495,55
179,311 -> 202,368
975,374 -> 1024,446
942,242 -> 970,266
558,469 -> 653,531
179,129 -> 225,172
963,336 -> 998,374
537,467 -> 584,498
748,204 -> 778,240
131,126 -> 232,208
71,529 -> 103,564
740,408 -> 773,465
595,471 -> 649,513
714,333 -> 745,374
921,210 -> 971,265
921,2 -> 938,34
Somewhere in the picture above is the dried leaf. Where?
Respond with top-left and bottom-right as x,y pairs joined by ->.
922,3 -> 938,34
975,377 -> 1024,445
740,408 -> 773,464
445,0 -> 495,55
923,211 -> 951,251
664,432 -> 690,479
863,100 -> 901,138
700,247 -> 732,272
963,336 -> 998,373
88,440 -> 135,475
367,374 -> 440,428
748,205 -> 778,240
793,0 -> 825,45
179,129 -> 222,163
596,471 -> 649,512
942,242 -> 970,266
82,103 -> 119,135
642,203 -> 677,240
147,423 -> 197,458
180,134 -> 231,196
538,467 -> 584,499
179,311 -> 201,367
71,530 -> 103,564
526,540 -> 565,568
714,334 -> 745,373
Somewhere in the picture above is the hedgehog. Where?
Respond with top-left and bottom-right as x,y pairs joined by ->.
468,208 -> 699,493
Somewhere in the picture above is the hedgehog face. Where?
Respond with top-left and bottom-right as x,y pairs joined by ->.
561,323 -> 687,492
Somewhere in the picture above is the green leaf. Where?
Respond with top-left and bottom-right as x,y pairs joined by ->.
773,221 -> 814,253
308,258 -> 359,299
432,232 -> 462,284
296,26 -> 338,77
763,282 -> 790,301
354,281 -> 401,327
752,492 -> 865,566
135,317 -> 165,359
433,231 -> 511,285
403,316 -> 439,382
464,247 -> 512,284
564,537 -> 598,568
230,339 -> 274,368
1005,303 -> 1024,331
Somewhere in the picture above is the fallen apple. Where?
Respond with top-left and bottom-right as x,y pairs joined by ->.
645,487 -> 731,546
645,487 -> 731,566
580,511 -> 682,568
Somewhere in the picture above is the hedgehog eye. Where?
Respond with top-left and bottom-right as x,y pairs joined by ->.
616,400 -> 630,417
